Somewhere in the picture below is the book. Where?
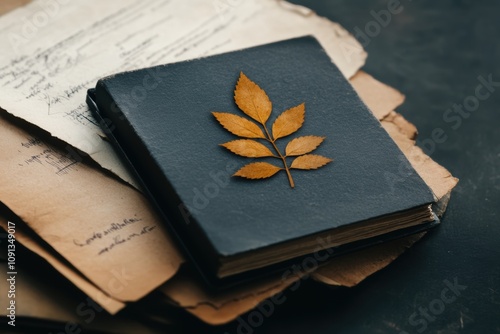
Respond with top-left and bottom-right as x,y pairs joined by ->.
87,36 -> 438,286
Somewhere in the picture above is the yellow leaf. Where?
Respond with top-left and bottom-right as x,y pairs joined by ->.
271,103 -> 305,140
213,72 -> 333,188
234,162 -> 281,179
285,136 -> 325,156
212,112 -> 265,139
290,154 -> 332,170
234,72 -> 272,124
221,139 -> 275,158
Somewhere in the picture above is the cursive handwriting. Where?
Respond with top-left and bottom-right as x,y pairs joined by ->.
97,225 -> 157,255
73,217 -> 143,247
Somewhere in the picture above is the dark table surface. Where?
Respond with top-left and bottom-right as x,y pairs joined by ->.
191,1 -> 500,333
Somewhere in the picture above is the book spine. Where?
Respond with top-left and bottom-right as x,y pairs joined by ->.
89,83 -> 222,283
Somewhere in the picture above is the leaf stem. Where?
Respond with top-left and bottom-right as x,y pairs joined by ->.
262,124 -> 295,188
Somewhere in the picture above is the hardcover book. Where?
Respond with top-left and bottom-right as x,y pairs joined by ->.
87,36 -> 437,286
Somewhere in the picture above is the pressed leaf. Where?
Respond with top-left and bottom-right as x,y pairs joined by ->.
290,154 -> 332,170
271,103 -> 305,140
221,139 -> 275,158
214,72 -> 333,188
234,72 -> 272,124
212,112 -> 265,139
234,162 -> 281,179
285,136 -> 325,156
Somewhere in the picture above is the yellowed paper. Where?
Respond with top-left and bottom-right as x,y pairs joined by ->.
381,113 -> 459,200
160,266 -> 302,325
0,113 -> 183,303
0,215 -> 125,314
312,233 -> 425,287
0,0 -> 366,186
0,257 -> 167,333
350,71 -> 405,120
383,111 -> 418,139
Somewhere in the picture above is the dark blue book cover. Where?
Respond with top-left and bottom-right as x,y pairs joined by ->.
87,36 -> 436,285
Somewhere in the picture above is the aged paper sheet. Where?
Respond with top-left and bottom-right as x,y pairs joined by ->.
0,113 -> 184,303
0,256 -> 165,333
0,216 -> 125,314
0,0 -> 366,185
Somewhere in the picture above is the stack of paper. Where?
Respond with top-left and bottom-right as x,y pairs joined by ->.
0,0 -> 458,331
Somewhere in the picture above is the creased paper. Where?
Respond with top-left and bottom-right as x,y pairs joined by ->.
0,214 -> 125,314
0,255 -> 167,333
0,113 -> 183,303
